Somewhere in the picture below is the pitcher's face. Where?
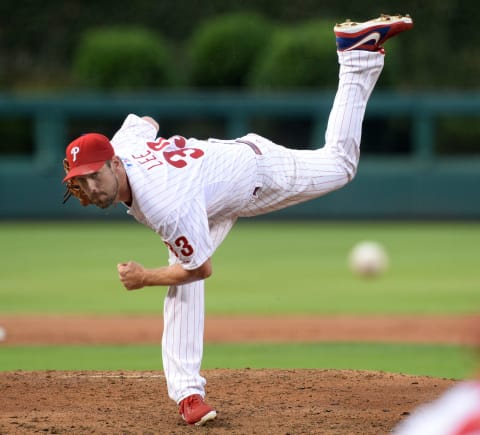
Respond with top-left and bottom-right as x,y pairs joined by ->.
74,162 -> 119,209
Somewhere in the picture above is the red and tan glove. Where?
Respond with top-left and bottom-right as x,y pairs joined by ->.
62,158 -> 91,206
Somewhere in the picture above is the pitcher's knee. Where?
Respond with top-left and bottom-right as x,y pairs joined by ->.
334,155 -> 358,183
324,146 -> 359,182
345,163 -> 358,182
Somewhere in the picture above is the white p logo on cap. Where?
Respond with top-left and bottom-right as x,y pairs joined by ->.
71,146 -> 80,162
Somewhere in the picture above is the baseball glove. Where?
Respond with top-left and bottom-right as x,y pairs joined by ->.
62,158 -> 91,206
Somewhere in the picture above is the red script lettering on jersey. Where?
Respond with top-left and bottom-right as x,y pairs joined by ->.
131,149 -> 163,171
146,135 -> 204,169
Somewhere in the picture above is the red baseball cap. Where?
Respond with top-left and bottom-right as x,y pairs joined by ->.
63,133 -> 114,182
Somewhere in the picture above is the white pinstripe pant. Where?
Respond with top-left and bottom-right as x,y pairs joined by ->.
163,50 -> 384,403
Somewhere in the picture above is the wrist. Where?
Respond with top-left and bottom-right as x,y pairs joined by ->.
141,268 -> 149,287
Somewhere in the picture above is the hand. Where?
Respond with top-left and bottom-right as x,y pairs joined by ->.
117,261 -> 146,290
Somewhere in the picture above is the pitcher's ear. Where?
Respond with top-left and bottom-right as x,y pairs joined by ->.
112,156 -> 122,168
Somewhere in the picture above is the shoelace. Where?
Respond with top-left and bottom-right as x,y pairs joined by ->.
185,395 -> 202,408
180,395 -> 203,414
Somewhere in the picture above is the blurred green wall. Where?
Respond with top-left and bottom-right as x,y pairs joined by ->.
0,92 -> 479,220
0,1 -> 478,219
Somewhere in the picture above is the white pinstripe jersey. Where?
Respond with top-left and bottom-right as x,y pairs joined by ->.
392,381 -> 480,435
111,114 -> 259,270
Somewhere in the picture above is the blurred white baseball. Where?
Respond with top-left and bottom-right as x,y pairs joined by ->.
0,326 -> 6,342
349,241 -> 389,277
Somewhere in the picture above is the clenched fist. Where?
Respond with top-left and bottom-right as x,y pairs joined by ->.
117,261 -> 146,290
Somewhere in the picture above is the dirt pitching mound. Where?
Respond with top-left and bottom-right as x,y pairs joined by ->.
0,314 -> 473,433
0,369 -> 455,434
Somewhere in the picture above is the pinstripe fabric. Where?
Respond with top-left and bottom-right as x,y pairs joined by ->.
109,50 -> 384,403
241,50 -> 384,216
113,133 -> 257,270
162,218 -> 236,403
162,279 -> 206,403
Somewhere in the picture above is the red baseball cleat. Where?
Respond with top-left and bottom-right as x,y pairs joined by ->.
335,14 -> 413,52
179,394 -> 217,426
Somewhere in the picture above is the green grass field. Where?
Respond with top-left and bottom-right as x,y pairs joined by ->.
1,220 -> 479,377
1,343 -> 474,379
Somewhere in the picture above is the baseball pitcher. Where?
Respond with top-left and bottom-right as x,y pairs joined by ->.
62,14 -> 413,426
